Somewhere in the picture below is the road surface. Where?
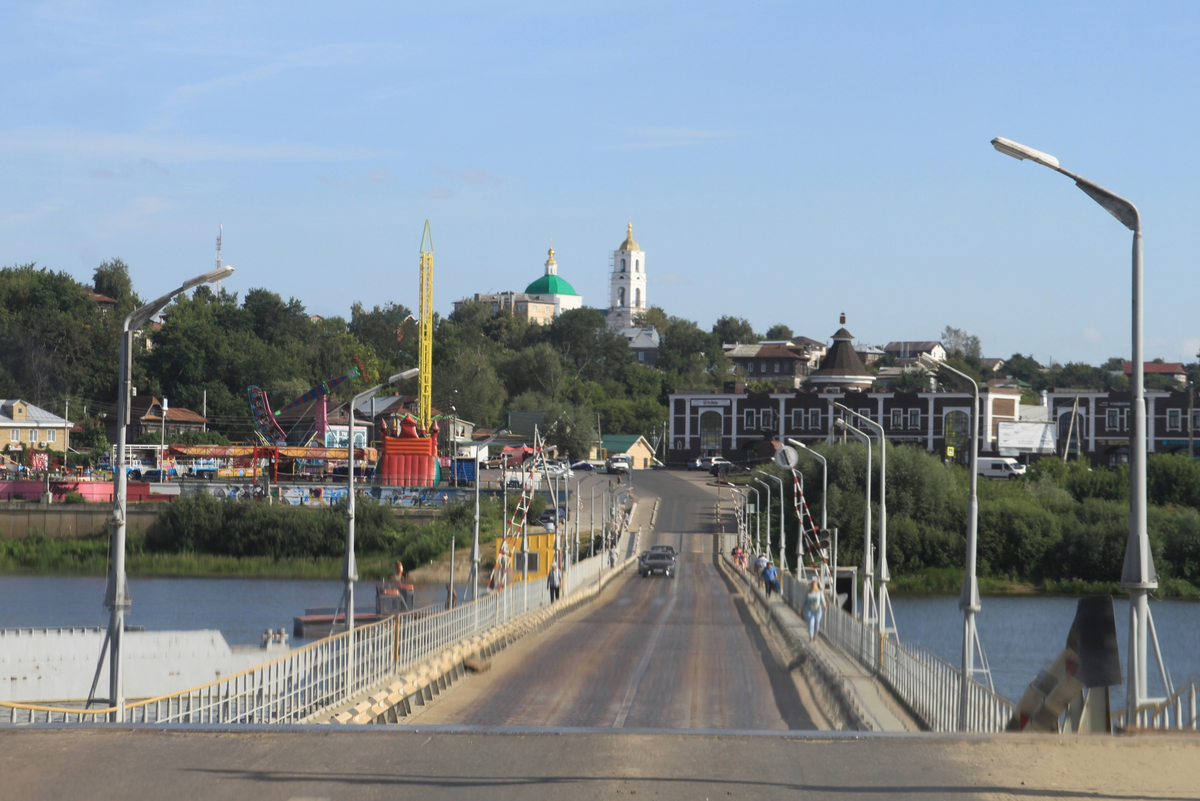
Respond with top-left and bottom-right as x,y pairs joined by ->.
413,469 -> 816,730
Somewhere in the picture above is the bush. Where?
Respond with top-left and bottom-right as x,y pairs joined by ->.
63,491 -> 86,504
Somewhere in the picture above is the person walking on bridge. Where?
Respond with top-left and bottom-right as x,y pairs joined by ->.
803,579 -> 826,642
547,561 -> 563,603
762,561 -> 779,598
754,553 -> 769,588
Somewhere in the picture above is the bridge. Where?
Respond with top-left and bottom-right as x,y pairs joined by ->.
2,471 -> 1198,799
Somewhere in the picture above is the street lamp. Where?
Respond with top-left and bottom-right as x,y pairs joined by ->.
992,136 -> 1157,723
919,353 -> 991,728
751,476 -> 771,565
746,484 -> 762,556
834,417 -> 875,628
469,435 -> 497,602
346,368 -> 419,634
103,264 -> 233,718
756,471 -> 788,575
830,401 -> 893,641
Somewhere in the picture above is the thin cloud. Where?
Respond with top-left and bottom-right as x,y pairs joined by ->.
433,165 -> 503,186
425,187 -> 453,199
610,127 -> 739,150
652,272 -> 687,286
0,129 -> 385,163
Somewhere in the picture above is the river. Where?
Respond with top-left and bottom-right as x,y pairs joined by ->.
3,576 -> 1196,712
891,595 -> 1200,712
0,576 -> 471,647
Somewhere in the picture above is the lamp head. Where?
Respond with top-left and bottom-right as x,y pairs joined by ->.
387,368 -> 419,384
991,137 -> 1060,170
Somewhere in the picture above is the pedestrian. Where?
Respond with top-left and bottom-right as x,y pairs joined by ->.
608,545 -> 617,568
547,561 -> 562,602
754,553 -> 769,587
445,583 -> 458,610
762,562 -> 779,598
804,579 -> 826,642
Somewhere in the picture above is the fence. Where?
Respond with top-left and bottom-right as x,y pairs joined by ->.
1,503 -> 640,726
778,571 -> 1015,733
1113,677 -> 1200,731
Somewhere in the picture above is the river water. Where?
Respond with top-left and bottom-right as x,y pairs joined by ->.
0,576 -> 470,647
2,576 -> 1196,712
891,595 -> 1200,712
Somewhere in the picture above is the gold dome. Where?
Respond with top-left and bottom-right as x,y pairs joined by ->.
618,222 -> 640,252
545,246 -> 556,266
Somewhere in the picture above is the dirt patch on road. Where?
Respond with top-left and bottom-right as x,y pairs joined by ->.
945,735 -> 1200,799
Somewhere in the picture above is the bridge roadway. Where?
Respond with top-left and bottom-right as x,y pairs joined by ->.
410,469 -> 816,730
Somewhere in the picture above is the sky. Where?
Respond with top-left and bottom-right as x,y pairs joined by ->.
2,1 -> 1199,365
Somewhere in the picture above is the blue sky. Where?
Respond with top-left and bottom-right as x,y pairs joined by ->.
2,1 -> 1199,365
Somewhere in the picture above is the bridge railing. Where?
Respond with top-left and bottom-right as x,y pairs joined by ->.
1112,677 -> 1200,732
1,503 -> 640,726
779,572 -> 1015,733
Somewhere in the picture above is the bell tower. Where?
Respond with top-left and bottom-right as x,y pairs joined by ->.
608,222 -> 646,329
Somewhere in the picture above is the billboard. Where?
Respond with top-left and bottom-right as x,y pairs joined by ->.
998,421 -> 1057,454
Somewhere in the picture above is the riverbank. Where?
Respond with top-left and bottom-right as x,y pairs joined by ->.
885,566 -> 1200,598
0,536 -> 409,580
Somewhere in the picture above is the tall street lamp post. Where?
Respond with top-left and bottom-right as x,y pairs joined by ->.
469,435 -> 497,603
751,477 -> 771,566
347,368 -> 420,635
992,136 -> 1157,723
104,264 -> 233,718
834,417 -> 874,631
920,353 -> 988,729
746,485 -> 762,557
831,401 -> 892,641
756,471 -> 787,573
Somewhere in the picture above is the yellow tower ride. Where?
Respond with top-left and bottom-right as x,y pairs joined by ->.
418,221 -> 434,433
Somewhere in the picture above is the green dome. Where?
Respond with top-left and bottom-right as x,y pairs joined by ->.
525,274 -> 578,296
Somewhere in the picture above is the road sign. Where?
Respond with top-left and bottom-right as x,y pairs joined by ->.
774,445 -> 798,469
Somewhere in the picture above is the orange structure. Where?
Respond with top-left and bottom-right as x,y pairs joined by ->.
378,414 -> 438,487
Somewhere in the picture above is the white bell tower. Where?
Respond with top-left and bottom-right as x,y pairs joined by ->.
608,222 -> 646,329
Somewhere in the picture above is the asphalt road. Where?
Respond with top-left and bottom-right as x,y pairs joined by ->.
415,469 -> 815,730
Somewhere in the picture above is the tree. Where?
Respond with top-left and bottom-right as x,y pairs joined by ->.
432,348 -> 506,427
93,258 -> 140,319
942,325 -> 981,360
765,324 -> 793,340
712,316 -> 758,346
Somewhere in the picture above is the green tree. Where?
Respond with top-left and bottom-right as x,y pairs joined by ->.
712,315 -> 758,346
765,324 -> 794,340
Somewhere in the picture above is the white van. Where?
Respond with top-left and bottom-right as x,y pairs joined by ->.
977,457 -> 1026,480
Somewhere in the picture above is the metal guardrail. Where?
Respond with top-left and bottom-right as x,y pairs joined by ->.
1,503 -> 641,726
778,572 -> 1015,733
1113,678 -> 1200,731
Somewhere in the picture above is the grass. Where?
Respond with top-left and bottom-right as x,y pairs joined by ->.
885,566 -> 1200,599
0,535 -> 407,580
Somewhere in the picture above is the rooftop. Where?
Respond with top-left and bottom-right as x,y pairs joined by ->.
525,274 -> 579,296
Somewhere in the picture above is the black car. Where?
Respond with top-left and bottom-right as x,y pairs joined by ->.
638,550 -> 675,578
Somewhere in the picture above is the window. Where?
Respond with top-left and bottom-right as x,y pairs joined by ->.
744,409 -> 756,430
761,409 -> 774,429
891,409 -> 903,428
634,288 -> 641,306
1193,410 -> 1200,431
748,362 -> 755,373
1107,408 -> 1119,430
808,409 -> 821,429
637,351 -> 644,362
618,287 -> 625,307
29,429 -> 37,442
1168,408 -> 1182,431
773,362 -> 780,373
9,429 -> 17,442
700,411 -> 723,451
47,429 -> 56,443
636,260 -> 640,272
792,409 -> 804,430
1122,408 -> 1129,431
908,408 -> 920,430
621,259 -> 626,272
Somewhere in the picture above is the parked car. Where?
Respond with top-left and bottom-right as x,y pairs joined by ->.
690,455 -> 726,471
569,460 -> 596,471
606,455 -> 632,474
140,469 -> 167,482
708,457 -> 733,476
978,457 -> 1026,480
638,550 -> 676,578
545,464 -> 574,479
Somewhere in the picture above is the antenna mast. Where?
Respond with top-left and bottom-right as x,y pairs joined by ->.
418,221 -> 434,433
215,224 -> 224,297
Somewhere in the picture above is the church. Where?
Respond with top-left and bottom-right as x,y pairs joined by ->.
605,222 -> 647,330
